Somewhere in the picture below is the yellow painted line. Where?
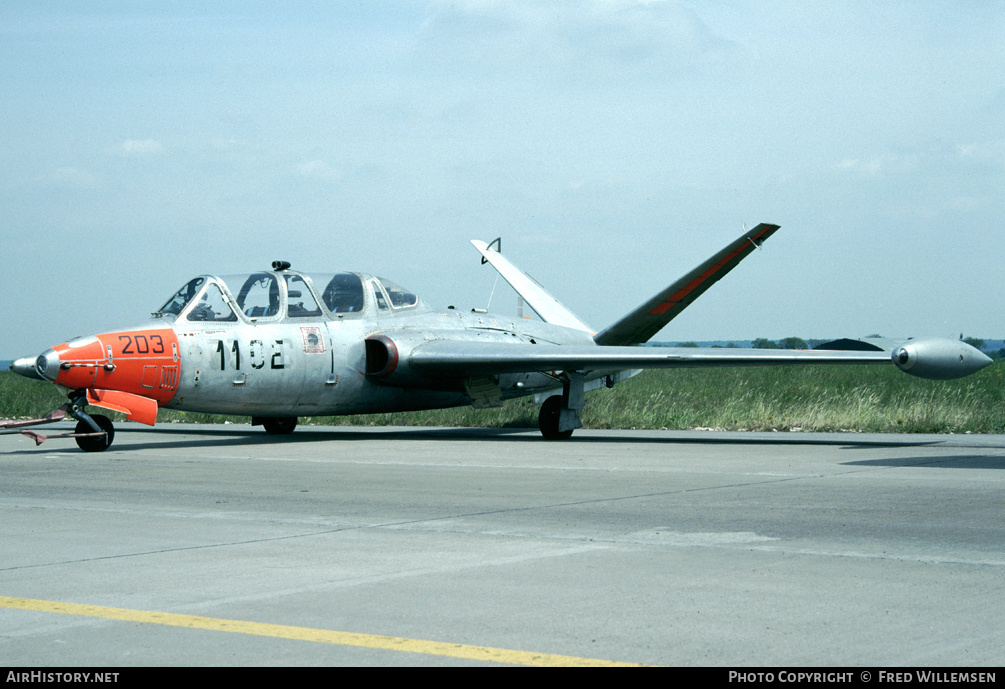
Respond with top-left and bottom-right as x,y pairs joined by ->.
0,596 -> 641,667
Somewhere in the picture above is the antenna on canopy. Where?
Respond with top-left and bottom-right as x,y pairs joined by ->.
485,271 -> 500,312
480,238 -> 503,312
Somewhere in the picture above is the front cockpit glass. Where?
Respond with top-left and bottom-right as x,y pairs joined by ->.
285,275 -> 322,318
320,273 -> 365,313
377,277 -> 419,309
157,277 -> 205,317
234,273 -> 280,318
184,283 -> 238,322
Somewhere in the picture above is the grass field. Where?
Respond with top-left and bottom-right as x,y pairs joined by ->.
3,361 -> 1003,434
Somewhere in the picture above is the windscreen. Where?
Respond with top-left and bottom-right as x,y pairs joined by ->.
156,277 -> 206,316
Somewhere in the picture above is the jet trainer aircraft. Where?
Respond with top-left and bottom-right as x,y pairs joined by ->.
4,224 -> 992,451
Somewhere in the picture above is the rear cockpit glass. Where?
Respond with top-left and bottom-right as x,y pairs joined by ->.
372,280 -> 389,311
320,273 -> 365,313
184,283 -> 238,322
234,273 -> 280,318
285,275 -> 323,318
377,278 -> 418,309
157,277 -> 205,317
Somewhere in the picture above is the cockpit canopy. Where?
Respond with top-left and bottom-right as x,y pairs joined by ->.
155,271 -> 421,323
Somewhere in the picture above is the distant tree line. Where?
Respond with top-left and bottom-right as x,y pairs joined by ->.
671,339 -> 812,351
752,337 -> 809,350
963,336 -> 1005,360
668,335 -> 1004,358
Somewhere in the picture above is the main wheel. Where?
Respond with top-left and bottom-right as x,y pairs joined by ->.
262,416 -> 298,435
538,395 -> 574,440
74,414 -> 115,452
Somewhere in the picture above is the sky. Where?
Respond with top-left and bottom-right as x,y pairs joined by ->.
2,1 -> 1003,357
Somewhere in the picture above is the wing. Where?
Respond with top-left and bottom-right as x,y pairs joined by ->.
594,223 -> 779,346
409,340 -> 891,376
404,338 -> 990,381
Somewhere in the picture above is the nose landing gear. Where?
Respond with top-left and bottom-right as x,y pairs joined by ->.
0,392 -> 115,452
67,391 -> 115,452
73,413 -> 115,452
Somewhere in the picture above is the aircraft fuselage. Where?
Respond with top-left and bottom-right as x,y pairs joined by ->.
165,307 -> 595,417
26,268 -> 600,425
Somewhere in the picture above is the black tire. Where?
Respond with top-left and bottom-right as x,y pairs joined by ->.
538,395 -> 574,440
262,417 -> 298,435
74,414 -> 115,452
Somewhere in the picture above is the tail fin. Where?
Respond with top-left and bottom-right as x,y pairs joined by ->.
471,239 -> 593,333
593,223 -> 780,346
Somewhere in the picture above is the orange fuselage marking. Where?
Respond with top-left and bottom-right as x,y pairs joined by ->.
52,328 -> 180,406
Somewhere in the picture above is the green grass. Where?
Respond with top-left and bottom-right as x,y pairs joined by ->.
0,372 -> 67,419
583,363 -> 1005,433
2,362 -> 1003,433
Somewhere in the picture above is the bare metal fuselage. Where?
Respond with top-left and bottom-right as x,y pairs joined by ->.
163,303 -> 597,418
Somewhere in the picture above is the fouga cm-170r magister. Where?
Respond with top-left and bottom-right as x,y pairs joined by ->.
4,224 -> 992,451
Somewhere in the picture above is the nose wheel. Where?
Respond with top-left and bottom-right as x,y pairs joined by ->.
74,414 -> 115,452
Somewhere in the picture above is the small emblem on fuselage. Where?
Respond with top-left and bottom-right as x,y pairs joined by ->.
300,326 -> 325,354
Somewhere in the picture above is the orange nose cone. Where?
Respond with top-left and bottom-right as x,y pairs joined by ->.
51,336 -> 105,389
49,329 -> 181,408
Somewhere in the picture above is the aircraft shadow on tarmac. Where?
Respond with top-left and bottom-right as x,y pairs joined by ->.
5,423 -> 979,455
841,455 -> 1005,470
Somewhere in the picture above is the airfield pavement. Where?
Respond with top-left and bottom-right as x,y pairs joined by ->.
0,424 -> 1003,667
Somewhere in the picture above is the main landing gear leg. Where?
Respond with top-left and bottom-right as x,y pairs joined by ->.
538,372 -> 585,440
254,416 -> 298,435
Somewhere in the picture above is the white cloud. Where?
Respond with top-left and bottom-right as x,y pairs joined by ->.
44,166 -> 97,188
211,137 -> 247,150
956,140 -> 1005,166
420,0 -> 735,73
297,160 -> 342,182
119,139 -> 163,156
945,196 -> 984,212
835,153 -> 920,177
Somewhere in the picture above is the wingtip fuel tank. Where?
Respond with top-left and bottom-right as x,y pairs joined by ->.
891,338 -> 993,380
